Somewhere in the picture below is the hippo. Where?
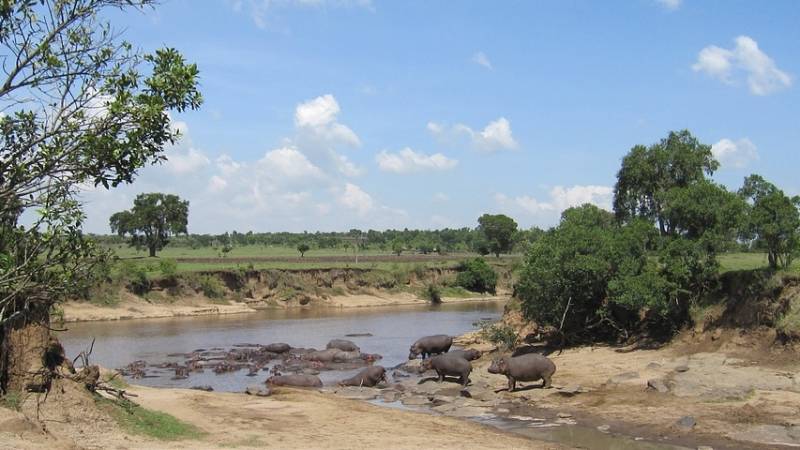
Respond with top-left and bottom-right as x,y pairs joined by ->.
264,343 -> 292,353
408,335 -> 453,360
421,354 -> 472,387
338,366 -> 387,387
448,349 -> 482,361
326,339 -> 360,352
487,353 -> 556,392
266,374 -> 323,388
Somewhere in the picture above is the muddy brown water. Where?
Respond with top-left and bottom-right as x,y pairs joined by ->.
58,301 -> 504,390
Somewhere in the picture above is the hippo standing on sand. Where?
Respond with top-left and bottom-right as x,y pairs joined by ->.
408,335 -> 453,360
338,366 -> 387,387
266,374 -> 323,388
448,349 -> 482,361
488,353 -> 556,392
421,354 -> 472,387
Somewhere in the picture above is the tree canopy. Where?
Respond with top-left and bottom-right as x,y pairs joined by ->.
738,174 -> 800,269
0,0 -> 201,392
477,214 -> 518,257
110,193 -> 190,257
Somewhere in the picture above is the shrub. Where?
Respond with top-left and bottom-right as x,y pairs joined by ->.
455,258 -> 497,294
423,284 -> 442,304
158,259 -> 178,280
190,274 -> 225,299
480,322 -> 518,350
0,391 -> 22,411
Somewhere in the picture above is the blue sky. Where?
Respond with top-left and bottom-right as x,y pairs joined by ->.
80,0 -> 800,233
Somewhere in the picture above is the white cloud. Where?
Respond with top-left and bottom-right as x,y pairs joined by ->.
693,36 -> 792,95
335,154 -> 363,177
208,175 -> 228,192
165,148 -> 210,174
433,192 -> 449,202
712,138 -> 759,169
257,146 -> 324,179
240,0 -> 374,30
338,182 -> 374,216
471,51 -> 493,70
375,148 -> 458,173
495,185 -> 613,223
295,94 -> 361,146
216,154 -> 243,176
429,117 -> 518,152
656,0 -> 682,10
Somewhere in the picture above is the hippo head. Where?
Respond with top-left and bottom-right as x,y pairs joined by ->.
408,345 -> 419,360
487,357 -> 508,374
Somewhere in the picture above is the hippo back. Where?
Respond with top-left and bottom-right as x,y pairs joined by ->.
506,353 -> 556,381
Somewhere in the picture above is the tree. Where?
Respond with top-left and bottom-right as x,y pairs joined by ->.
297,243 -> 310,258
110,193 -> 189,257
738,175 -> 800,269
613,130 -> 719,235
455,258 -> 497,294
391,239 -> 404,256
477,214 -> 518,257
0,0 -> 201,393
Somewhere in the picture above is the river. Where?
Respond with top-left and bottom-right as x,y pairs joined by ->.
58,301 -> 504,390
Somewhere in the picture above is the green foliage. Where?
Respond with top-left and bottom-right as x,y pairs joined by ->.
0,391 -> 22,411
477,214 -> 518,257
193,275 -> 225,299
455,258 -> 497,294
158,259 -> 178,280
516,205 -> 688,342
738,174 -> 800,269
423,284 -> 442,304
110,193 -> 190,257
480,322 -> 518,350
613,130 -> 719,236
297,243 -> 310,257
98,398 -> 200,441
391,239 -> 404,256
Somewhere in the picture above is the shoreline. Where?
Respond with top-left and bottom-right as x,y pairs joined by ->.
60,293 -> 508,323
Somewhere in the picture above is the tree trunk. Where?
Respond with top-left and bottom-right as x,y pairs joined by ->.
149,245 -> 157,257
0,303 -> 51,394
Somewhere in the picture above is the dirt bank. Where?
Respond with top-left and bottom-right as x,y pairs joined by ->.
1,381 -> 562,450
370,329 -> 800,449
62,291 -> 506,322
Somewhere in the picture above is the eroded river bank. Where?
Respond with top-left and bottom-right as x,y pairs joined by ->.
56,302 -> 800,450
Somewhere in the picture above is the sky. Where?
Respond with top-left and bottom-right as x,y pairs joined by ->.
78,0 -> 800,234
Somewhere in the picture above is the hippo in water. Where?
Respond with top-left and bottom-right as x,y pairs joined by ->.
263,343 -> 292,353
266,374 -> 323,388
338,366 -> 387,387
488,353 -> 556,392
421,354 -> 472,387
326,339 -> 360,352
448,349 -> 482,361
408,335 -> 453,360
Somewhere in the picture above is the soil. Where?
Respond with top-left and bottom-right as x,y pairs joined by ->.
61,291 -> 506,322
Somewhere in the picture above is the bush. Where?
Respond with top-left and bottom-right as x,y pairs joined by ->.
480,322 -> 518,350
423,284 -> 442,304
455,258 -> 497,294
118,261 -> 151,295
190,274 -> 225,299
158,259 -> 178,280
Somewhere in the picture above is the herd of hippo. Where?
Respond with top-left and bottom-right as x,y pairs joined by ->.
119,333 -> 557,393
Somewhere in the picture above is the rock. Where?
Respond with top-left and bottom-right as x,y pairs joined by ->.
647,378 -> 670,393
697,446 -> 714,450
608,371 -> 640,384
245,385 -> 271,397
459,389 -> 472,398
597,424 -> 611,433
557,385 -> 583,396
676,416 -> 696,430
711,329 -> 722,341
190,385 -> 214,391
449,406 -> 494,418
496,408 -> 510,414
557,412 -> 573,419
345,333 -> 373,337
675,364 -> 690,373
555,418 -> 577,425
646,362 -> 663,370
381,390 -> 400,403
401,395 -> 431,406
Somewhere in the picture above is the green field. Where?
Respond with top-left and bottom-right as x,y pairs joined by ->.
718,252 -> 800,273
107,244 -> 390,259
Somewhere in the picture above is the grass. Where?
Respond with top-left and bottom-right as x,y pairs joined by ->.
0,391 -> 23,411
777,296 -> 800,336
107,244 -> 394,259
718,252 -> 800,274
97,397 -> 201,441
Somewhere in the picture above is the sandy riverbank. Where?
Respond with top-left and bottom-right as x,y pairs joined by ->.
61,292 -> 507,322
